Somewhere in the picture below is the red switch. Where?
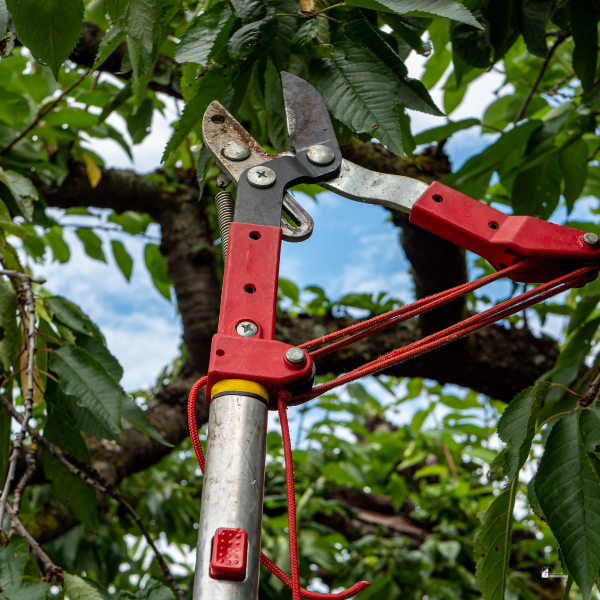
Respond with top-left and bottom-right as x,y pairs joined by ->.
209,528 -> 248,581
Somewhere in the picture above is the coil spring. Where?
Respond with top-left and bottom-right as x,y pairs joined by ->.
215,189 -> 235,261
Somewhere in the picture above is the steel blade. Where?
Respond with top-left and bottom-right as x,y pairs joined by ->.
281,72 -> 337,152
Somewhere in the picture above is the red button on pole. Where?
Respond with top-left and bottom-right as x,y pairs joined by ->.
209,528 -> 248,581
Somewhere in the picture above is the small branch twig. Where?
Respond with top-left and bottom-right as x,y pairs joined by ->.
536,411 -> 571,433
0,273 -> 39,530
442,443 -> 459,480
550,382 -> 584,399
514,35 -> 566,124
9,453 -> 37,534
578,367 -> 600,407
4,502 -> 62,582
0,70 -> 92,157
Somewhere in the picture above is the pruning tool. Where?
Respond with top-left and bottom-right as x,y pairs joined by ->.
192,74 -> 600,600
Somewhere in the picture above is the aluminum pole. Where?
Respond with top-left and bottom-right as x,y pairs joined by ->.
192,394 -> 268,600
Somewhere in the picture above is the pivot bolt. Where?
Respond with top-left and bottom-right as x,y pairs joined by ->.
583,232 -> 599,246
247,166 -> 276,188
285,347 -> 306,365
222,141 -> 250,162
236,321 -> 258,337
307,145 -> 335,166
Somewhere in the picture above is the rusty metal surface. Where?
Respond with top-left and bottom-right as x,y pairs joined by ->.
282,72 -> 336,152
203,101 -> 313,240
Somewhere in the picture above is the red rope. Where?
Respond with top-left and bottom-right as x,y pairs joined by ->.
187,260 -> 598,598
188,379 -> 371,599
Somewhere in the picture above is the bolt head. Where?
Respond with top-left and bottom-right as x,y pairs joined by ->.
307,145 -> 335,166
222,141 -> 250,162
236,321 -> 258,337
285,347 -> 306,365
247,166 -> 276,188
583,232 -> 599,246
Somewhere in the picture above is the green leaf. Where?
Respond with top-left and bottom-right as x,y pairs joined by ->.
413,118 -> 479,145
474,476 -> 518,600
93,25 -> 127,70
127,97 -> 154,144
279,278 -> 300,303
162,64 -> 232,160
122,394 -> 172,446
75,324 -> 123,383
112,0 -> 159,53
63,574 -> 105,600
44,227 -> 70,263
76,228 -> 106,262
6,0 -> 84,78
535,411 -> 600,600
345,17 -> 408,79
0,0 -> 8,39
511,152 -> 562,219
309,42 -> 404,155
568,291 -> 600,333
265,60 -> 288,151
45,296 -> 94,336
343,0 -> 481,29
0,276 -> 19,372
0,400 -> 9,484
111,240 -> 133,281
520,0 -> 553,57
561,139 -> 588,212
446,120 -> 542,188
41,400 -> 99,531
228,13 -> 277,60
527,473 -> 545,521
397,77 -> 444,116
175,3 -> 237,65
495,381 -> 550,480
0,168 -> 38,221
50,345 -> 123,440
571,0 -> 598,91
144,243 -> 171,300
450,18 -> 490,70
196,145 -> 214,196
0,536 -> 50,600
99,84 -> 133,124
137,579 -> 175,600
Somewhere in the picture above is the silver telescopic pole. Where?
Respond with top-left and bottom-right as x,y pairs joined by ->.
192,393 -> 268,600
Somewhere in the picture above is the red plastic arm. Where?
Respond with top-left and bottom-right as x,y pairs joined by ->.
206,222 -> 314,403
410,182 -> 600,283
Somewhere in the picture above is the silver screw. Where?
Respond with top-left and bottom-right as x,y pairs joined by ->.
222,141 -> 250,162
583,232 -> 599,246
236,321 -> 258,337
247,166 -> 276,188
307,145 -> 335,166
285,347 -> 306,365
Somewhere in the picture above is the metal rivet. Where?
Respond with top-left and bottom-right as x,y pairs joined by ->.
222,141 -> 250,162
307,145 -> 335,166
236,321 -> 258,337
247,166 -> 276,188
583,232 -> 599,246
285,347 -> 306,365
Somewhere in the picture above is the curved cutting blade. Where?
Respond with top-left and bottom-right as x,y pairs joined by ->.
281,72 -> 338,152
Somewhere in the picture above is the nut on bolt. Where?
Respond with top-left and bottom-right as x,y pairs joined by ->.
285,347 -> 306,365
236,321 -> 258,337
307,145 -> 335,166
583,232 -> 599,246
222,141 -> 250,162
247,166 -> 276,188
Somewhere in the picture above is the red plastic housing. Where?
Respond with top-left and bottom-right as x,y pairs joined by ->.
209,527 -> 248,581
410,182 -> 600,283
206,222 -> 314,403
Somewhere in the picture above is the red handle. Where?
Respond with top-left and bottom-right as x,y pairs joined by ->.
409,182 -> 600,283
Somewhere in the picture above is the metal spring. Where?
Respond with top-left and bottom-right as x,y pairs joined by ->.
215,189 -> 235,261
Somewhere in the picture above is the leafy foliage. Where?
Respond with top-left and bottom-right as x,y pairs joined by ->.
3,1 -> 600,600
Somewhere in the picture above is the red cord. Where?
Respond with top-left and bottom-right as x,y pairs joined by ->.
187,261 -> 598,598
188,379 -> 371,599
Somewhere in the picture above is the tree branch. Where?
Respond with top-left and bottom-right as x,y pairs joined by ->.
514,35 -> 566,124
0,272 -> 39,530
